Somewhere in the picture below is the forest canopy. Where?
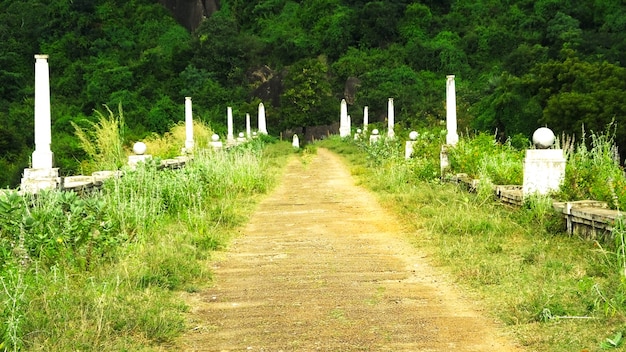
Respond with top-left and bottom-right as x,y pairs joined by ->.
2,0 -> 626,187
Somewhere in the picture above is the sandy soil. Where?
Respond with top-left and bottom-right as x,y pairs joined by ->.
178,148 -> 523,351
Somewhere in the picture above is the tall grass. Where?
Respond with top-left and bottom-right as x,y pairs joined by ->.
0,129 -> 292,350
320,129 -> 626,351
72,104 -> 126,173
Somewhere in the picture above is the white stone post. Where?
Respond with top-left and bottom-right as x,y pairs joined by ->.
523,128 -> 566,196
339,99 -> 350,137
446,75 -> 459,145
258,103 -> 268,135
363,106 -> 369,132
32,55 -> 53,169
184,97 -> 194,152
387,98 -> 395,139
292,134 -> 300,149
405,131 -> 419,159
369,129 -> 381,145
21,54 -> 59,193
246,113 -> 251,138
210,134 -> 223,150
227,106 -> 234,144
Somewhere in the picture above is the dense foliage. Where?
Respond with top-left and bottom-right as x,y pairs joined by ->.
3,0 -> 626,187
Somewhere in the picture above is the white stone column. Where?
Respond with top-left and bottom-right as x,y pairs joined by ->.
184,97 -> 194,152
363,106 -> 369,132
227,106 -> 234,144
387,98 -> 395,139
446,75 -> 459,145
22,54 -> 59,193
32,54 -> 53,169
339,99 -> 350,137
258,103 -> 268,135
246,113 -> 251,138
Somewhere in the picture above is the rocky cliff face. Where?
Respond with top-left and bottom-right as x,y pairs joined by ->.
158,0 -> 219,32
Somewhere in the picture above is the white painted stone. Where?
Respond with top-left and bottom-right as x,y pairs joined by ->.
363,106 -> 369,131
405,131 -> 419,159
292,134 -> 300,149
32,55 -> 53,169
210,134 -> 223,149
185,97 -> 194,151
339,99 -> 350,137
522,149 -> 566,196
387,98 -> 395,139
227,106 -> 234,143
440,145 -> 450,177
369,129 -> 380,144
128,154 -> 152,169
258,103 -> 268,135
133,142 -> 147,155
237,132 -> 246,143
246,113 -> 251,138
446,75 -> 459,145
532,127 -> 556,149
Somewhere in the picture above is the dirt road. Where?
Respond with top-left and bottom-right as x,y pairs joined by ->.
180,148 -> 522,351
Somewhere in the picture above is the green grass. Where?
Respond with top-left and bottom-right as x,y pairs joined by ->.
318,134 -> 626,352
0,134 -> 294,350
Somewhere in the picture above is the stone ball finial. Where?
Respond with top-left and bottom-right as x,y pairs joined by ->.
133,142 -> 147,155
211,134 -> 220,142
532,127 -> 556,149
409,131 -> 419,141
372,129 -> 379,135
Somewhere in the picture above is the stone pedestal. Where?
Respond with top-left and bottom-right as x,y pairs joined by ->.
369,129 -> 380,144
522,149 -> 566,196
128,155 -> 153,169
405,141 -> 416,159
20,168 -> 60,194
440,145 -> 450,178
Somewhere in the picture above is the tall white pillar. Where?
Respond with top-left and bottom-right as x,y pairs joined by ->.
258,103 -> 268,135
339,99 -> 350,137
32,54 -> 53,169
22,54 -> 59,193
246,113 -> 251,138
387,98 -> 395,139
363,106 -> 369,131
446,75 -> 459,145
227,106 -> 234,143
184,97 -> 194,151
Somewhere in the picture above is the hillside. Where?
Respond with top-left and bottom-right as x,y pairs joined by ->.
2,0 -> 626,187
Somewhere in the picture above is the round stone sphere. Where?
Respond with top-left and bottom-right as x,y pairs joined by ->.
133,142 -> 147,155
357,128 -> 362,134
372,129 -> 379,135
532,127 -> 556,149
211,134 -> 220,142
239,132 -> 244,138
409,131 -> 419,140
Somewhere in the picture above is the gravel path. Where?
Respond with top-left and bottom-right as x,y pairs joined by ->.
179,148 -> 522,351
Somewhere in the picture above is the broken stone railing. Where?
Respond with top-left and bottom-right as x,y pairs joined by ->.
448,173 -> 621,241
13,155 -> 192,196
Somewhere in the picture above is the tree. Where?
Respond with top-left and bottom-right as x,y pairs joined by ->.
279,57 -> 334,130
